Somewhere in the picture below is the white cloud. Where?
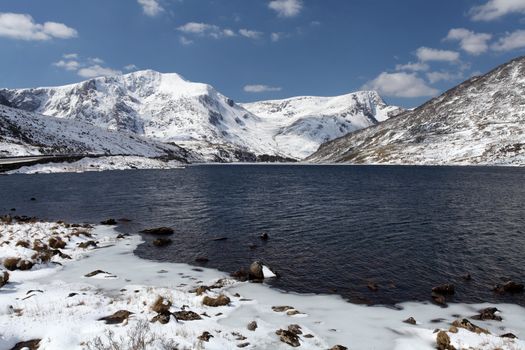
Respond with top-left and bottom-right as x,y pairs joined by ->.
491,29 -> 525,51
177,22 -> 235,39
268,0 -> 303,17
63,53 -> 78,59
445,28 -> 492,55
89,57 -> 104,64
223,29 -> 236,37
395,62 -> 429,72
77,65 -> 121,78
244,84 -> 282,93
53,60 -> 80,71
137,0 -> 164,17
239,29 -> 263,39
0,12 -> 77,41
470,0 -> 525,21
179,36 -> 193,45
271,32 -> 281,42
124,64 -> 138,71
426,71 -> 462,84
416,47 -> 460,62
362,72 -> 439,98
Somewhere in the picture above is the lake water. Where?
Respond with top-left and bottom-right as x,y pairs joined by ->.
1,165 -> 524,306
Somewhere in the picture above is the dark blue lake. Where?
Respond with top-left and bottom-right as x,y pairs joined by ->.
1,165 -> 524,306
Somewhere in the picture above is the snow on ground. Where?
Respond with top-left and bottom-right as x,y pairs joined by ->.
7,156 -> 185,174
0,218 -> 524,349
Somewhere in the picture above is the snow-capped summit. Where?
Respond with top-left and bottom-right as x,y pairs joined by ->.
0,70 -> 401,160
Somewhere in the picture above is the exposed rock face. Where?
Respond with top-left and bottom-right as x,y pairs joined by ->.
308,56 -> 525,166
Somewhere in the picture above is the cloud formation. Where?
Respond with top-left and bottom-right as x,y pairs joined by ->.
395,62 -> 429,72
416,47 -> 460,62
0,12 -> 77,41
268,0 -> 303,17
470,0 -> 525,21
137,0 -> 164,17
177,22 -> 236,39
491,29 -> 525,51
362,72 -> 439,98
239,29 -> 263,39
53,54 -> 122,78
445,28 -> 492,55
77,65 -> 121,78
244,84 -> 282,93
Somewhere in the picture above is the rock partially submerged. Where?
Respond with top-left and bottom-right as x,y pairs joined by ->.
140,227 -> 174,235
249,261 -> 264,280
471,307 -> 502,321
100,218 -> 117,225
432,284 -> 455,295
152,238 -> 172,247
493,280 -> 524,294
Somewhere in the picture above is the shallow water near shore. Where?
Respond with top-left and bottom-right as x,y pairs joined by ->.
1,164 -> 524,306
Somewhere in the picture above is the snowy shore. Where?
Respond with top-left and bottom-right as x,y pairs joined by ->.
0,217 -> 524,349
6,156 -> 185,174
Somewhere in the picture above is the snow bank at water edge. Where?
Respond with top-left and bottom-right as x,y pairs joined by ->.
6,156 -> 185,174
0,216 -> 524,349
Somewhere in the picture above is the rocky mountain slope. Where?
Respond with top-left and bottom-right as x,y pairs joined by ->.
0,71 -> 400,161
0,104 -> 190,161
307,56 -> 525,166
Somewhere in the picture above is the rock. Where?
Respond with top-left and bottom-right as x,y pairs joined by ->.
116,234 -> 126,239
249,261 -> 264,280
198,331 -> 213,342
260,232 -> 269,240
403,317 -> 417,325
304,334 -> 314,338
51,249 -> 71,259
100,218 -> 117,225
195,286 -> 210,296
98,310 -> 133,324
436,331 -> 454,350
152,238 -> 172,247
237,343 -> 250,348
432,284 -> 455,295
30,197 -> 36,201
501,333 -> 518,339
288,324 -> 302,335
462,273 -> 472,281
232,332 -> 247,340
174,310 -> 202,321
195,256 -> 209,263
493,280 -> 524,294
202,294 -> 231,307
247,321 -> 258,331
367,281 -> 379,291
276,329 -> 300,347
272,306 -> 294,312
329,346 -> 348,350
287,310 -> 303,316
15,240 -> 30,248
471,307 -> 502,321
3,257 -> 21,271
85,270 -> 110,277
432,293 -> 447,306
451,318 -> 489,334
48,236 -> 66,249
448,326 -> 458,333
17,260 -> 33,271
0,270 -> 9,288
9,339 -> 41,350
211,237 -> 228,241
140,227 -> 174,235
231,268 -> 249,281
78,240 -> 97,249
151,313 -> 171,324
151,296 -> 172,314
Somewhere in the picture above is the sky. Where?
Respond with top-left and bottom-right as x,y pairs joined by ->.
0,0 -> 525,107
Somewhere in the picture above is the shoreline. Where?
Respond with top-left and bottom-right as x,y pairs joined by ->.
0,218 -> 524,349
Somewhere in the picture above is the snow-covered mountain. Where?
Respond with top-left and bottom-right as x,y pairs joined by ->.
0,104 -> 190,161
241,92 -> 402,158
307,56 -> 525,166
0,71 -> 400,161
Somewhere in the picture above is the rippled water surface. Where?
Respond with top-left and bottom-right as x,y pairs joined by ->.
1,165 -> 524,305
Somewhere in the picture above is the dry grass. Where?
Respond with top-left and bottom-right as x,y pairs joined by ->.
3,257 -> 21,271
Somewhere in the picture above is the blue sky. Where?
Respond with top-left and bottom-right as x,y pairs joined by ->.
1,0 -> 525,107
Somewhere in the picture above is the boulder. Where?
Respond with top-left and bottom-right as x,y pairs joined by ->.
3,257 -> 21,271
0,270 -> 9,288
18,260 -> 34,271
436,331 -> 455,350
100,218 -> 117,225
151,313 -> 171,324
329,346 -> 348,350
198,331 -> 213,342
260,232 -> 269,240
151,296 -> 172,314
276,329 -> 300,347
288,324 -> 302,335
48,236 -> 66,249
432,284 -> 455,295
471,307 -> 502,321
493,280 -> 524,294
247,321 -> 258,331
249,261 -> 264,280
451,318 -> 489,334
98,310 -> 133,324
152,238 -> 172,247
272,306 -> 294,312
202,294 -> 231,307
174,310 -> 202,321
140,227 -> 174,235
403,317 -> 417,325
